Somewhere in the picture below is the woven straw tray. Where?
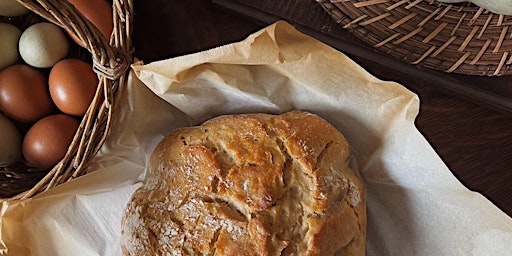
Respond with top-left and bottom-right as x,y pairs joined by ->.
214,0 -> 512,113
0,0 -> 133,200
317,0 -> 512,76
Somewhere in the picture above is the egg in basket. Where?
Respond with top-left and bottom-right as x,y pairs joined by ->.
0,0 -> 133,200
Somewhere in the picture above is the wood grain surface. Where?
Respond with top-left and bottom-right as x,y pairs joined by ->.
132,0 -> 512,216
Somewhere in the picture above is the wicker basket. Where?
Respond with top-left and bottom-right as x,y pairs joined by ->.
316,0 -> 512,76
0,0 -> 133,200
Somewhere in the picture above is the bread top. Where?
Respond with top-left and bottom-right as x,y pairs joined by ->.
121,110 -> 366,256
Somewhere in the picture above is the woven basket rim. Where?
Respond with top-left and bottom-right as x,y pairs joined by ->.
316,0 -> 512,76
0,0 -> 134,200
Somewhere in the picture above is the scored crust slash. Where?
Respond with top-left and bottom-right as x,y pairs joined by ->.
121,110 -> 367,255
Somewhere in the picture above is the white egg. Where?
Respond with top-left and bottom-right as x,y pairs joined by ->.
0,23 -> 21,70
19,22 -> 69,68
0,0 -> 30,17
0,112 -> 22,166
437,0 -> 512,16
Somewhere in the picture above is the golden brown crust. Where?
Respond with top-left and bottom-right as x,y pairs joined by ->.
121,110 -> 366,255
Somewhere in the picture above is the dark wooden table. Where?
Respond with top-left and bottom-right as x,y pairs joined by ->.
133,0 -> 512,216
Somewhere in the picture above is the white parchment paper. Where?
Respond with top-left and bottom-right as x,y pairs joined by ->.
1,21 -> 511,256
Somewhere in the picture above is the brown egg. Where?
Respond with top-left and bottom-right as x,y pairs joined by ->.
22,114 -> 79,170
66,0 -> 113,46
0,64 -> 55,123
49,58 -> 98,116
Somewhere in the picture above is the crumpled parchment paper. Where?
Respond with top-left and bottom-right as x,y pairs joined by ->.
1,21 -> 511,256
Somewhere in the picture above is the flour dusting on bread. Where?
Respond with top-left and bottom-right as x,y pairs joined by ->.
121,110 -> 366,255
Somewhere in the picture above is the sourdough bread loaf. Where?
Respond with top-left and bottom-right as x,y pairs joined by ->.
121,110 -> 366,255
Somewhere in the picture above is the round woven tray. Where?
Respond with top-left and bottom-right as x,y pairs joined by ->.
0,0 -> 133,200
316,0 -> 512,76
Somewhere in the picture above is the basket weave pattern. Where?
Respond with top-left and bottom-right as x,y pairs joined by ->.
0,0 -> 133,200
316,0 -> 512,76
